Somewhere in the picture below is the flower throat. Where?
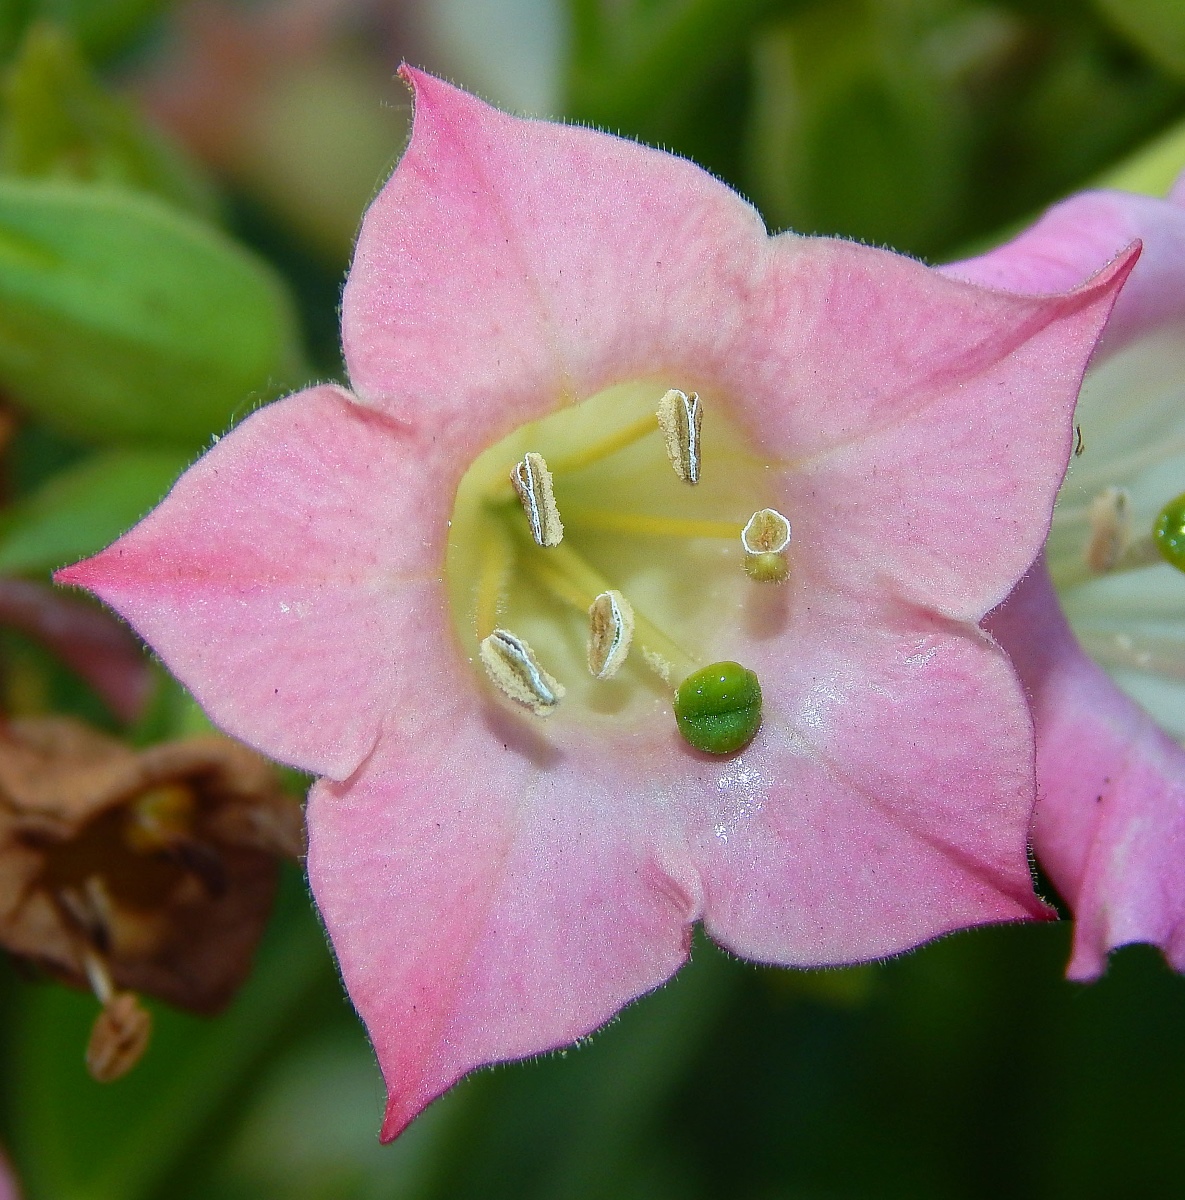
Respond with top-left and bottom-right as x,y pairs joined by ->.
445,381 -> 789,754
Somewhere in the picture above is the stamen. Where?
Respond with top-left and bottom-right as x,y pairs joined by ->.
519,539 -> 696,681
86,987 -> 152,1083
741,508 -> 791,583
657,389 -> 702,484
511,452 -> 564,547
564,506 -> 739,540
1086,486 -> 1131,574
480,627 -> 565,716
475,520 -> 514,637
545,411 -> 660,476
588,590 -> 634,679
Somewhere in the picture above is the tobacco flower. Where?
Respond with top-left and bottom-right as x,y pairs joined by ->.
59,71 -> 1131,1133
945,178 -> 1185,977
0,716 -> 301,1077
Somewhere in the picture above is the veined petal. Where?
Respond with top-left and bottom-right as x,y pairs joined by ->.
56,384 -> 451,780
988,565 -> 1185,979
694,593 -> 1050,964
942,188 -> 1185,359
342,67 -> 767,465
308,714 -> 699,1141
736,244 -> 1135,620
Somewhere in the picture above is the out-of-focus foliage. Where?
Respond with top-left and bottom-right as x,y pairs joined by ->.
0,22 -> 218,217
1094,0 -> 1185,79
569,0 -> 1185,256
0,446 -> 192,574
0,0 -> 169,62
0,181 -> 303,444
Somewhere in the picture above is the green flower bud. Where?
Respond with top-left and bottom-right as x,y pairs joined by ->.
0,180 -> 305,445
674,661 -> 762,755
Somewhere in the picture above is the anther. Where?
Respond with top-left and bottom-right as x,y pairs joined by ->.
587,590 -> 635,679
742,507 -> 791,583
1086,486 -> 1132,573
656,389 -> 702,484
81,948 -> 152,1082
511,451 -> 564,547
480,627 -> 565,716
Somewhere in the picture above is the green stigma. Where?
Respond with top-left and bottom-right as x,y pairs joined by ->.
674,661 -> 762,755
1154,493 -> 1185,573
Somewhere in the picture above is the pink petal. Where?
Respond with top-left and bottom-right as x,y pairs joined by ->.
312,579 -> 1048,1138
697,594 -> 1051,965
941,188 -> 1185,358
345,67 -> 1134,627
341,66 -> 767,466
0,579 -> 150,722
988,565 -> 1185,979
735,242 -> 1136,620
308,714 -> 697,1140
56,384 -> 448,779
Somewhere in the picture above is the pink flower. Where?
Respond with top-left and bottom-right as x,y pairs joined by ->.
944,179 -> 1185,979
57,70 -> 1132,1136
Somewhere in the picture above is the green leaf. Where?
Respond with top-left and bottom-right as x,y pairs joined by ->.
0,21 -> 219,220
0,180 -> 306,445
1094,0 -> 1185,79
0,446 -> 191,575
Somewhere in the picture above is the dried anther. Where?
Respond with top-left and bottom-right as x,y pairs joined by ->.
742,508 -> 792,583
0,717 -> 302,1051
511,451 -> 564,547
587,590 -> 635,679
480,628 -> 565,715
1086,486 -> 1132,573
87,990 -> 152,1082
656,389 -> 702,484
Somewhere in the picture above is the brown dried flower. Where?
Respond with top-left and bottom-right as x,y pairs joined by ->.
0,717 -> 303,1077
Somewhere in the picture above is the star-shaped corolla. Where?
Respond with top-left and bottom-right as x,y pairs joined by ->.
945,177 -> 1185,979
58,70 -> 1133,1136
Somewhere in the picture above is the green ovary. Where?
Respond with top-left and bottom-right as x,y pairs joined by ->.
1154,492 -> 1185,572
673,661 -> 763,754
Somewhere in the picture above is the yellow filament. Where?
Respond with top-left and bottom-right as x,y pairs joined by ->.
475,520 -> 515,638
563,506 -> 740,540
544,411 -> 660,476
518,539 -> 696,680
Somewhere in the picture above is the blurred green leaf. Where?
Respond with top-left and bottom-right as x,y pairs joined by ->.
0,179 -> 305,445
0,445 -> 190,575
1096,109 -> 1185,194
566,0 -> 785,130
745,0 -> 965,253
0,22 -> 219,219
1094,0 -> 1185,79
0,0 -> 168,62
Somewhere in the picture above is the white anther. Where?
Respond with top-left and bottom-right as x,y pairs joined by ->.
742,507 -> 791,583
480,627 -> 565,716
511,452 -> 564,547
587,590 -> 635,679
641,647 -> 674,684
1086,486 -> 1131,574
656,389 -> 702,484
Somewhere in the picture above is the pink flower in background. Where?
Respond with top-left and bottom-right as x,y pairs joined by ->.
59,71 -> 1131,1135
945,181 -> 1185,979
